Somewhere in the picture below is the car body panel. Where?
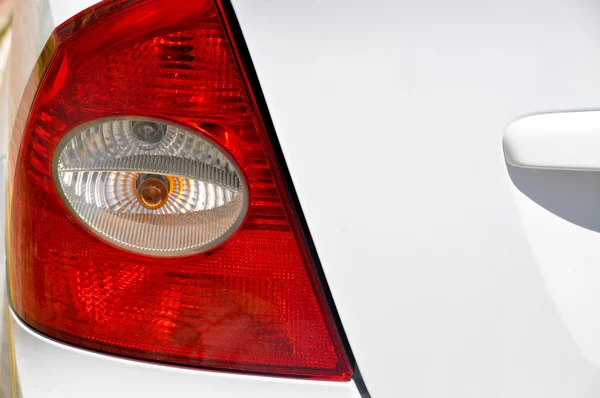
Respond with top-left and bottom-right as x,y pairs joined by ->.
232,0 -> 600,396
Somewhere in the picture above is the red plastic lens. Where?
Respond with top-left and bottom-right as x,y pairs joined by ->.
8,0 -> 352,380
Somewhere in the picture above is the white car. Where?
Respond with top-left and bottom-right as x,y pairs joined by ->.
3,1 -> 600,397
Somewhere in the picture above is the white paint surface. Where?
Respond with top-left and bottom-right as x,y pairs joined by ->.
232,0 -> 600,397
46,0 -> 97,27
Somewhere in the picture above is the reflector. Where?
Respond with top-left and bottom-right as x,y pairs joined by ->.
54,117 -> 247,256
8,0 -> 352,380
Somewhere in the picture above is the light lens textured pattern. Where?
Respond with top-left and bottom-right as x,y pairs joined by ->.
55,119 -> 247,255
8,0 -> 352,381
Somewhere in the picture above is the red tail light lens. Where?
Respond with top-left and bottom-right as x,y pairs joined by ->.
8,0 -> 352,380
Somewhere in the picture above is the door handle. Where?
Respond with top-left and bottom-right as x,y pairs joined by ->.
504,111 -> 600,171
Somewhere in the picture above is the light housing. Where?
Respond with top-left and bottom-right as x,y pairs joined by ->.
53,117 -> 248,256
8,0 -> 352,380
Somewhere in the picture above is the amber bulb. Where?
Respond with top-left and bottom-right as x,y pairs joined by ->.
135,174 -> 170,210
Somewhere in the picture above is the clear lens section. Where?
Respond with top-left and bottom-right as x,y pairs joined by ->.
54,118 -> 247,255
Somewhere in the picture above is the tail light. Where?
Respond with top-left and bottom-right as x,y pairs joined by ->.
8,0 -> 352,380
